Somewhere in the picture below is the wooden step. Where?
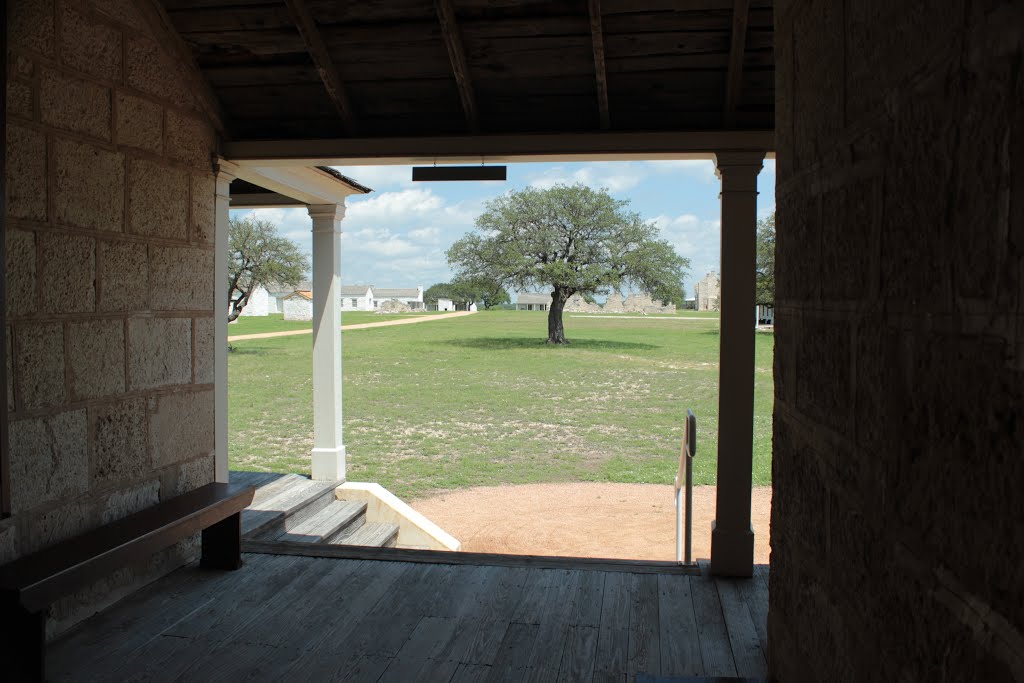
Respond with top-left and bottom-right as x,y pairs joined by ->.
333,522 -> 399,548
242,479 -> 339,539
275,500 -> 367,544
248,473 -> 308,507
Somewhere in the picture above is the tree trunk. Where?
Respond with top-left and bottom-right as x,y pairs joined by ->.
546,289 -> 570,344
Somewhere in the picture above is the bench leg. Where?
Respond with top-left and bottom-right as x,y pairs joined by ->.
201,512 -> 243,570
0,600 -> 46,681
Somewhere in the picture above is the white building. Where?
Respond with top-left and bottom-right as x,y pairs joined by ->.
374,287 -> 424,310
283,290 -> 313,321
339,285 -> 424,311
235,280 -> 313,317
238,285 -> 271,317
435,298 -> 454,312
516,292 -> 551,311
340,285 -> 375,311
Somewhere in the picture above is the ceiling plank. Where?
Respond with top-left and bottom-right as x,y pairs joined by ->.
284,0 -> 357,135
723,0 -> 750,128
588,0 -> 611,129
434,0 -> 480,133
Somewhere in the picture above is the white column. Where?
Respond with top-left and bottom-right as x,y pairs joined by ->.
213,165 -> 235,483
309,204 -> 346,481
710,151 -> 764,577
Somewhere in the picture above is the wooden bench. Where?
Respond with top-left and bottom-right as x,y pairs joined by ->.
0,482 -> 255,681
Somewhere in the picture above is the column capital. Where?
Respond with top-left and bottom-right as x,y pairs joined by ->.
307,203 -> 346,225
213,159 -> 237,197
713,150 -> 767,170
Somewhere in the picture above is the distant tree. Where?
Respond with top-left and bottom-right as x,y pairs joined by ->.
227,216 -> 310,322
755,212 -> 775,306
448,184 -> 689,344
451,276 -> 510,309
423,282 -> 456,304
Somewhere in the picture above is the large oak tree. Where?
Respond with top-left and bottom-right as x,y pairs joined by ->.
755,212 -> 775,307
448,184 -> 689,344
228,216 -> 310,322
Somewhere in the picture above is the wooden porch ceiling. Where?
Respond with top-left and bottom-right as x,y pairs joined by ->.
159,0 -> 774,142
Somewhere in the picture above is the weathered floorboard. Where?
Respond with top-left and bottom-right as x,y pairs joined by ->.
49,553 -> 769,682
691,564 -> 738,677
658,574 -> 703,677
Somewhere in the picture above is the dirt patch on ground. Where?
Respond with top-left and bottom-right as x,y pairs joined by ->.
411,483 -> 771,563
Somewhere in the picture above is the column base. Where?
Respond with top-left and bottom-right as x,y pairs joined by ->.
710,520 -> 755,577
311,446 -> 347,481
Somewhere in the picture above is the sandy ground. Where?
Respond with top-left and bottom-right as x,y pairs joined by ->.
412,483 -> 772,563
227,310 -> 475,341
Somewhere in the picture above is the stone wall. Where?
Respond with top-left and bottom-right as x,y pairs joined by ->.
694,271 -> 720,311
4,0 -> 219,635
771,2 -> 1024,681
283,295 -> 313,321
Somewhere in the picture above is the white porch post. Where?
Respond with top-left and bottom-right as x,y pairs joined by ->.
213,164 -> 235,483
308,204 -> 346,481
710,151 -> 764,577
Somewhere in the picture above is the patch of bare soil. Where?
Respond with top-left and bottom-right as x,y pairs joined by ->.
411,483 -> 772,563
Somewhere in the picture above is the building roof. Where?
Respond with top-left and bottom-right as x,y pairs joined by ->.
340,285 -> 373,296
517,293 -> 552,304
265,280 -> 312,294
316,166 -> 373,194
374,287 -> 421,298
161,4 -> 774,141
285,290 -> 313,301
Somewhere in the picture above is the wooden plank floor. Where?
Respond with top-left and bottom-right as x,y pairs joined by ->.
48,553 -> 769,682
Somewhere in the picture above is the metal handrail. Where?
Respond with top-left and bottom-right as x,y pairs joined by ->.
674,409 -> 697,564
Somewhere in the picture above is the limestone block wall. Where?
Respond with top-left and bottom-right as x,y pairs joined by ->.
283,295 -> 313,321
4,0 -> 219,634
771,1 -> 1024,680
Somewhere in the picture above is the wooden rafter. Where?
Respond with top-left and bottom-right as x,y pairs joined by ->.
588,0 -> 611,130
285,0 -> 357,135
434,0 -> 479,133
723,0 -> 751,128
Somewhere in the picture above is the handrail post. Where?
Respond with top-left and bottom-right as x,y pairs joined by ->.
675,409 -> 697,565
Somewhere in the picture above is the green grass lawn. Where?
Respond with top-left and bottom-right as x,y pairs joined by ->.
227,311 -> 445,335
228,310 -> 773,499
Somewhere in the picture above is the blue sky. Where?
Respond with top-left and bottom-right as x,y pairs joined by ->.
232,159 -> 775,296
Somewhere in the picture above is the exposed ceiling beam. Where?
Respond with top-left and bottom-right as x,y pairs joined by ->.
588,0 -> 611,130
137,0 -> 227,134
223,130 -> 776,166
723,0 -> 751,128
284,0 -> 357,135
434,0 -> 479,133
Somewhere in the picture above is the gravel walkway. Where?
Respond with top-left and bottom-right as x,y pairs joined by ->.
412,483 -> 772,563
227,310 -> 476,342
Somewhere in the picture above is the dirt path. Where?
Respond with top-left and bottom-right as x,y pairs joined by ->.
412,483 -> 772,563
227,310 -> 476,342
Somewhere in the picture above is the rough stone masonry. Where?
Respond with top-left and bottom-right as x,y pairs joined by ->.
4,0 -> 220,635
770,1 -> 1024,681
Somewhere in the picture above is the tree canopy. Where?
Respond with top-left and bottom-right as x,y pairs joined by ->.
447,184 -> 689,343
424,278 -> 510,309
755,212 -> 775,306
228,216 -> 310,322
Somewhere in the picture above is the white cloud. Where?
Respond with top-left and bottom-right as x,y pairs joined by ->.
331,165 -> 413,191
645,160 -> 718,185
527,162 -> 647,193
346,188 -> 445,223
408,226 -> 441,242
653,213 -> 722,293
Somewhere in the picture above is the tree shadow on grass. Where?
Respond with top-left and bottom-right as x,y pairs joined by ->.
442,337 -> 659,352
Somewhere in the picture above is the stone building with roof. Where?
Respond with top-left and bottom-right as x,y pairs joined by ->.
694,271 -> 721,311
515,292 -> 551,311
